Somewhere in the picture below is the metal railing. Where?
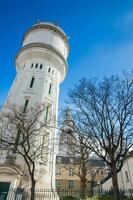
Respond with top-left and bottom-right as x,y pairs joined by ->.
0,188 -> 133,200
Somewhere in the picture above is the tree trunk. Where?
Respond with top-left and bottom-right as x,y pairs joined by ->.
30,178 -> 36,200
112,171 -> 121,200
80,179 -> 87,199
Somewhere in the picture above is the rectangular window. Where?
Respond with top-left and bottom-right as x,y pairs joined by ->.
56,167 -> 61,176
23,99 -> 29,113
29,77 -> 35,88
41,133 -> 49,159
45,106 -> 49,121
13,129 -> 21,153
56,180 -> 61,188
125,171 -> 129,182
31,63 -> 34,68
69,168 -> 74,176
35,63 -> 38,68
101,171 -> 103,175
40,64 -> 43,69
48,83 -> 52,95
68,180 -> 74,188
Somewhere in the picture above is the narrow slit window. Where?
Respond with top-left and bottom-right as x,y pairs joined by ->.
35,63 -> 38,68
13,129 -> 21,153
45,106 -> 49,121
23,99 -> 29,113
48,68 -> 51,73
31,63 -> 34,68
40,64 -> 43,69
45,105 -> 51,121
125,171 -> 129,182
29,77 -> 35,88
48,83 -> 52,95
41,133 -> 49,159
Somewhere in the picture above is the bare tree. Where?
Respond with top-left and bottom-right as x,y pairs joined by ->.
59,108 -> 96,197
0,104 -> 53,200
67,72 -> 133,200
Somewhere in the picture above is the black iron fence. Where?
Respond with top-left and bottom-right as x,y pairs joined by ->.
0,188 -> 133,200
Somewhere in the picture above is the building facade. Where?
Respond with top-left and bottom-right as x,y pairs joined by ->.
56,155 -> 107,190
101,151 -> 133,191
0,22 -> 69,192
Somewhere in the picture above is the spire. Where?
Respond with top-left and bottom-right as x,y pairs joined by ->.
65,106 -> 73,121
62,106 -> 74,128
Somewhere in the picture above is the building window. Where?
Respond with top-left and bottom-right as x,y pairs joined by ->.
56,180 -> 61,188
45,105 -> 51,121
56,167 -> 61,176
101,170 -> 103,175
40,64 -> 43,69
125,171 -> 129,182
57,157 -> 62,164
31,63 -> 34,68
69,158 -> 73,164
23,99 -> 29,113
48,83 -> 53,95
35,63 -> 38,68
13,129 -> 21,153
29,77 -> 35,88
91,170 -> 95,176
69,168 -> 74,176
52,70 -> 54,75
68,180 -> 74,188
41,132 -> 49,159
48,67 -> 51,73
45,106 -> 49,121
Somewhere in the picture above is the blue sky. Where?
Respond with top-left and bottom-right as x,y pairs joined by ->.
1,0 -> 133,107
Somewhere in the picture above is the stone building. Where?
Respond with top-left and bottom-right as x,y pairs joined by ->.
101,150 -> 133,191
0,21 -> 69,194
55,155 -> 107,189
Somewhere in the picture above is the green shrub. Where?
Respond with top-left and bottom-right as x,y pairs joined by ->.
98,193 -> 115,200
63,196 -> 77,200
98,193 -> 132,200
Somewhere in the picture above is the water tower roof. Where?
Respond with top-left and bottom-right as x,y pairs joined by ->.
23,21 -> 69,46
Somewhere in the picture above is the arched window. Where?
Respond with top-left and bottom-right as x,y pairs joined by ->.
29,77 -> 35,88
48,83 -> 53,95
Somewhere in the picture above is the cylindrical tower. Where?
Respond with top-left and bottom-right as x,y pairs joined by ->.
6,22 -> 69,189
